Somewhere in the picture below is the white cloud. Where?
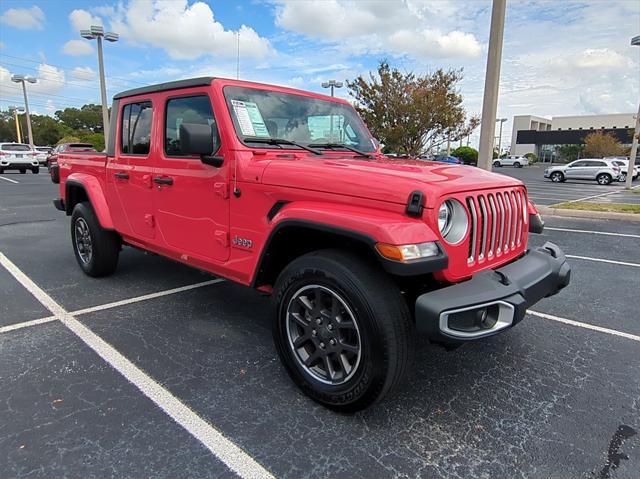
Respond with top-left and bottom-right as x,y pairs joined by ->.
0,63 -> 66,98
274,0 -> 481,59
69,9 -> 103,31
62,39 -> 94,56
70,66 -> 96,82
108,0 -> 271,60
1,5 -> 45,30
388,29 -> 481,59
568,49 -> 634,70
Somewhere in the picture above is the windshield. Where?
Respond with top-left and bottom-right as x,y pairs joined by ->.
2,144 -> 31,151
224,86 -> 376,152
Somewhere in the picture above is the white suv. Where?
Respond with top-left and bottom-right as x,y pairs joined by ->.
544,159 -> 620,185
0,143 -> 40,174
493,155 -> 529,168
609,159 -> 638,182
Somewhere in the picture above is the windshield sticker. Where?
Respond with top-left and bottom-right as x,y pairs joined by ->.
231,100 -> 270,137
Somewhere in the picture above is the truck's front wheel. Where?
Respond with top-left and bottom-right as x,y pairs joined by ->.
273,249 -> 414,412
71,202 -> 120,277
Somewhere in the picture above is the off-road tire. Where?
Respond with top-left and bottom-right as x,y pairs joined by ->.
596,173 -> 612,185
273,249 -> 414,412
71,202 -> 120,277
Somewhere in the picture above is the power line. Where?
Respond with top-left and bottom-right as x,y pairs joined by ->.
0,52 -> 148,86
1,83 -> 99,103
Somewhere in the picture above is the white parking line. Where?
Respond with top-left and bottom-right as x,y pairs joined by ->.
0,315 -> 57,334
528,310 -> 640,342
569,189 -> 621,204
565,254 -> 640,268
545,227 -> 640,239
0,176 -> 19,184
0,252 -> 274,479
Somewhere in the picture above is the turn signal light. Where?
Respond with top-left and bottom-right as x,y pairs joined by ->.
376,242 -> 439,262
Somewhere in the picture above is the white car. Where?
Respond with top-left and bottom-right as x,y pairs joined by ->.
0,143 -> 40,174
34,146 -> 53,166
610,159 -> 638,182
493,155 -> 530,168
544,159 -> 620,185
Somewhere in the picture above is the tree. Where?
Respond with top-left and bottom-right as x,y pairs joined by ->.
54,104 -> 105,132
451,146 -> 478,165
556,144 -> 584,162
78,132 -> 105,151
347,61 -> 478,156
583,131 -> 624,158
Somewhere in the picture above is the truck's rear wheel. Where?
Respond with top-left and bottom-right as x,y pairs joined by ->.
273,249 -> 414,412
71,202 -> 119,277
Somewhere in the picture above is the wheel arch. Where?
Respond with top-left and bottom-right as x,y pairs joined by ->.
65,175 -> 115,230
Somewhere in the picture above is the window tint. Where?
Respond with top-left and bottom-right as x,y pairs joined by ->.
2,144 -> 31,151
586,161 -> 605,167
121,101 -> 152,155
571,161 -> 587,167
165,95 -> 218,156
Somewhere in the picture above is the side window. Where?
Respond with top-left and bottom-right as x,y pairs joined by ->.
572,161 -> 586,167
121,101 -> 153,155
165,95 -> 218,157
586,161 -> 605,167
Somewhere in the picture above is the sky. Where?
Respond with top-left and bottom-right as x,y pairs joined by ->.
0,0 -> 638,148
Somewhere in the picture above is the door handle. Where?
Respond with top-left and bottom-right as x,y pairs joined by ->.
114,172 -> 129,180
153,176 -> 174,186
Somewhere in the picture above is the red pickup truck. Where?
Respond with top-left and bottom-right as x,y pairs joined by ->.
53,77 -> 570,411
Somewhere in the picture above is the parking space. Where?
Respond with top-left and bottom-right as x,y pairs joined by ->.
491,164 -> 636,206
1,174 -> 639,478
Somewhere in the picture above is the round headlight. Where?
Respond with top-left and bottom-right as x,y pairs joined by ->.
438,199 -> 468,244
438,202 -> 452,236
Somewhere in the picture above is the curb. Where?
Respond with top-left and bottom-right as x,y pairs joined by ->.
538,205 -> 640,222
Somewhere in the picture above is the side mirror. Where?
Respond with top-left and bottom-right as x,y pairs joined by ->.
179,122 -> 223,167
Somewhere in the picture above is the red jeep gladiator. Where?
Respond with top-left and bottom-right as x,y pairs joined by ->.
53,77 -> 570,411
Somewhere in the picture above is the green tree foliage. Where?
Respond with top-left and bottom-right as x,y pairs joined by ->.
451,146 -> 478,165
78,132 -> 105,151
524,152 -> 538,163
54,104 -> 105,132
347,61 -> 479,157
556,144 -> 584,162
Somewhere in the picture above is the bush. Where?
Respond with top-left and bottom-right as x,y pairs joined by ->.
524,152 -> 539,163
451,146 -> 478,165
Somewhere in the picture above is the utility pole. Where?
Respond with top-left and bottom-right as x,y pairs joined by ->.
10,76 -> 36,147
9,106 -> 23,143
626,35 -> 640,190
81,26 -> 119,146
496,118 -> 507,158
477,0 -> 507,171
321,80 -> 343,140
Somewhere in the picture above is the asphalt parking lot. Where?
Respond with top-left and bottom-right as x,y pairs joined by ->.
1,171 -> 639,479
492,163 -> 640,206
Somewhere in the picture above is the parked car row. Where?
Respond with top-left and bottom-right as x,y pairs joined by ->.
0,142 -> 41,174
543,158 -> 637,185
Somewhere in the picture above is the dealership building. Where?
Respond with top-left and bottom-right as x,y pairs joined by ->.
509,113 -> 636,160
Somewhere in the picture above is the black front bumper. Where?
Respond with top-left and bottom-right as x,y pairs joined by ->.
415,242 -> 570,342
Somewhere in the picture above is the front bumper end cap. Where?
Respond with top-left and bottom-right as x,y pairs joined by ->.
415,242 -> 570,342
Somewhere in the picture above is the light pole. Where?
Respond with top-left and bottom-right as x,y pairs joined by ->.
8,106 -> 24,143
477,0 -> 507,171
11,75 -> 37,147
625,35 -> 640,190
321,80 -> 343,141
496,118 -> 507,158
81,25 -> 119,144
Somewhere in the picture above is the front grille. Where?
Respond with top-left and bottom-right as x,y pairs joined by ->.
465,188 -> 527,265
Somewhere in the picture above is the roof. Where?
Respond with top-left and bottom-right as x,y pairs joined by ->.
113,77 -> 215,100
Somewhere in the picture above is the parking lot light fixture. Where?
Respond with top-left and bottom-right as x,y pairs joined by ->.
81,25 -> 119,145
321,80 -> 343,97
11,75 -> 36,148
496,118 -> 507,158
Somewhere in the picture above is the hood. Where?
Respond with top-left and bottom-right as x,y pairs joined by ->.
261,155 -> 523,209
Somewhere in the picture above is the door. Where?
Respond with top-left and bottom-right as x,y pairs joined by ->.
585,160 -> 606,180
106,100 -> 155,239
153,93 -> 230,263
565,160 -> 587,179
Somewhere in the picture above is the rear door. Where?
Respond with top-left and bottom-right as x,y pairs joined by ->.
152,92 -> 230,263
585,160 -> 606,180
106,100 -> 156,240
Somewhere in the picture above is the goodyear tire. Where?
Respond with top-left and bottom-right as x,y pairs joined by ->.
71,202 -> 120,277
273,249 -> 414,412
